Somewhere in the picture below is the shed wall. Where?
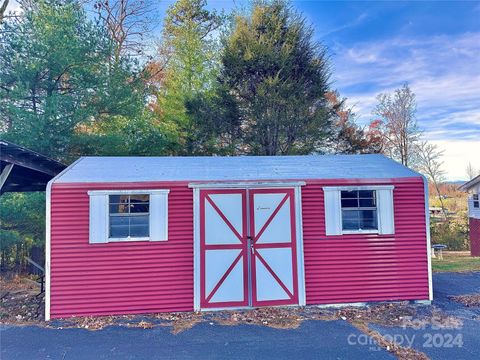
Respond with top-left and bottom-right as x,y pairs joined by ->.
50,182 -> 194,318
302,177 -> 430,304
49,177 -> 429,318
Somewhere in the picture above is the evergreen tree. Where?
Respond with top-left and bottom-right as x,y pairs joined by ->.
156,0 -> 225,154
0,0 -> 146,161
220,0 -> 332,155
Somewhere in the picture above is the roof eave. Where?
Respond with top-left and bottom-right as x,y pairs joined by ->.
459,174 -> 480,191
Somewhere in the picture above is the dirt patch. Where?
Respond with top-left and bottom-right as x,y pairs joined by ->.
210,306 -> 338,329
0,275 -> 44,325
351,321 -> 429,360
450,294 -> 480,307
153,312 -> 204,334
336,302 -> 463,330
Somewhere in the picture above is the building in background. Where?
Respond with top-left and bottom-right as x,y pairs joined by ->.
460,175 -> 480,257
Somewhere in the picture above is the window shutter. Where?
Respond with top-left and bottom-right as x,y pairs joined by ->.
89,194 -> 108,244
324,189 -> 342,236
377,188 -> 395,234
150,192 -> 169,241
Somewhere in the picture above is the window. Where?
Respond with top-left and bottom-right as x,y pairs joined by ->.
88,189 -> 169,244
341,190 -> 378,231
323,186 -> 394,236
109,194 -> 150,239
474,194 -> 479,209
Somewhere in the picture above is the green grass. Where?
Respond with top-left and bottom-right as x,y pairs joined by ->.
432,251 -> 480,272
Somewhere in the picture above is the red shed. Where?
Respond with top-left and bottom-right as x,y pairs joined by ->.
45,155 -> 432,320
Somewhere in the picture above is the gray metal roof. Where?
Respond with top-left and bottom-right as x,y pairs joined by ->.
54,154 -> 422,183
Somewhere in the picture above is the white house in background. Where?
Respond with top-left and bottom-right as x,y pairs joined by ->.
460,175 -> 480,257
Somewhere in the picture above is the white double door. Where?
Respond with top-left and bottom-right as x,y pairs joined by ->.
200,188 -> 299,309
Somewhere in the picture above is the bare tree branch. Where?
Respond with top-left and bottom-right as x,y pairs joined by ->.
417,141 -> 448,220
373,83 -> 421,167
93,0 -> 158,62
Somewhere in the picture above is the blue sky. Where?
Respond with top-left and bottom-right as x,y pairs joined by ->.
6,0 -> 480,179
295,0 -> 480,180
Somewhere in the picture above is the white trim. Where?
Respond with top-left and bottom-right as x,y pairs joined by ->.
0,163 -> 14,190
188,181 -> 306,189
45,157 -> 84,321
107,237 -> 150,242
87,189 -> 170,196
88,190 -> 170,243
193,187 -> 201,311
322,185 -> 394,192
423,175 -> 433,301
294,186 -> 306,306
316,299 -> 431,309
323,185 -> 395,236
342,229 -> 378,235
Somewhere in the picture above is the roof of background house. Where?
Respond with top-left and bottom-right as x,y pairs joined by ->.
459,174 -> 480,191
53,154 -> 422,183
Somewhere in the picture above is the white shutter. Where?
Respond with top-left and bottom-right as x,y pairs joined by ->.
150,191 -> 169,241
324,189 -> 342,236
89,194 -> 108,244
377,188 -> 395,234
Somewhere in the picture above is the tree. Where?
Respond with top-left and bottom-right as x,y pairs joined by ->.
417,141 -> 448,219
466,163 -> 479,180
155,0 -> 225,154
325,91 -> 383,154
0,192 -> 45,271
0,0 -> 9,24
220,0 -> 332,155
93,0 -> 158,63
0,0 -> 146,161
373,83 -> 421,167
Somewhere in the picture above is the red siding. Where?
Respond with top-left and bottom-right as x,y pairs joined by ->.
302,177 -> 430,304
469,218 -> 480,257
50,182 -> 194,318
49,176 -> 430,318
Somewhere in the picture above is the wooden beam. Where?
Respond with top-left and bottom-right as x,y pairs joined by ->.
0,153 -> 60,176
0,163 -> 13,191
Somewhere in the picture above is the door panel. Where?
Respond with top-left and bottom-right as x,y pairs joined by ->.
200,188 -> 298,309
200,190 -> 248,308
250,189 -> 298,307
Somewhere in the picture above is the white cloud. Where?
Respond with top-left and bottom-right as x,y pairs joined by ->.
330,32 -> 480,179
319,13 -> 369,38
429,139 -> 480,181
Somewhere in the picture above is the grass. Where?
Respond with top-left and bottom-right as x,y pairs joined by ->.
432,251 -> 480,272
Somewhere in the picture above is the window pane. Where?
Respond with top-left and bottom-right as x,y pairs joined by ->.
110,203 -> 129,214
359,198 -> 376,207
129,215 -> 149,237
341,198 -> 358,207
358,190 -> 374,199
341,190 -> 358,199
360,210 -> 378,230
342,210 -> 359,230
109,195 -> 129,204
110,216 -> 129,238
130,194 -> 149,203
130,202 -> 149,213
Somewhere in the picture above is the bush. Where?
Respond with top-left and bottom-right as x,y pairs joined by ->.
430,214 -> 469,251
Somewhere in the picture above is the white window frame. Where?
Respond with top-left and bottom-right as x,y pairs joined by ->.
88,189 -> 169,243
340,189 -> 379,234
473,194 -> 479,209
323,185 -> 394,235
